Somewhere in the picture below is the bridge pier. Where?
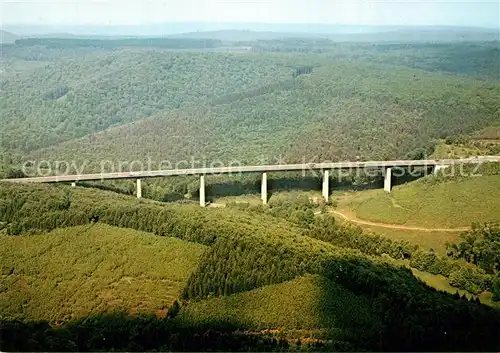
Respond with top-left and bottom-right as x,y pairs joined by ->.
384,167 -> 392,192
200,175 -> 206,207
322,170 -> 329,201
136,179 -> 142,199
434,165 -> 447,175
261,172 -> 268,204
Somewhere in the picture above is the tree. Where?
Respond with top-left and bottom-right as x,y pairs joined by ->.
492,276 -> 500,302
448,223 -> 500,274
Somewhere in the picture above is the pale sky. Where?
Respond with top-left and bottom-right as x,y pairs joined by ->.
1,0 -> 499,28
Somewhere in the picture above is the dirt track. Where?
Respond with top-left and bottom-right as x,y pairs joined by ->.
328,210 -> 468,233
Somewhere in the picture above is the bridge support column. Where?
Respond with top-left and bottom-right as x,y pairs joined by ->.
261,172 -> 268,205
384,167 -> 392,192
322,170 -> 329,201
200,175 -> 206,207
136,179 -> 142,199
71,182 -> 76,188
434,165 -> 446,175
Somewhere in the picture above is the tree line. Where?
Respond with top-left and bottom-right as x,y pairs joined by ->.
14,37 -> 222,50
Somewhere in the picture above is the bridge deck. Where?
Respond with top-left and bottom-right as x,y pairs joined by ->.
2,156 -> 499,183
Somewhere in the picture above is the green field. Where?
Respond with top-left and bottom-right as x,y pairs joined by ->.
342,174 -> 500,228
0,224 -> 207,321
409,268 -> 496,306
332,213 -> 461,254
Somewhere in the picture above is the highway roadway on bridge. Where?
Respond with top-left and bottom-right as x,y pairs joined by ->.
2,156 -> 499,183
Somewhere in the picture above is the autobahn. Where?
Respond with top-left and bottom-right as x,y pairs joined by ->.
2,156 -> 499,206
2,156 -> 499,184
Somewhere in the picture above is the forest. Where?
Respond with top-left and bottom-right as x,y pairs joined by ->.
0,182 -> 500,351
1,39 -> 499,163
14,37 -> 222,49
1,33 -> 500,351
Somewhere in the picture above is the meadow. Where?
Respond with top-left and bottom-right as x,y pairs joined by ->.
338,164 -> 500,228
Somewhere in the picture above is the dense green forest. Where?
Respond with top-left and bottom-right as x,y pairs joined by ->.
1,183 -> 500,351
0,51 -> 297,153
0,182 -> 498,301
3,58 -> 498,171
0,223 -> 207,321
2,39 -> 497,207
1,33 -> 500,351
1,39 -> 499,165
250,40 -> 500,79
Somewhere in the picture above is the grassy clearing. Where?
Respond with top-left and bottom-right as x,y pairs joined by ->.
216,189 -> 462,253
410,268 -> 498,307
176,274 -> 380,339
0,224 -> 207,322
431,140 -> 492,159
359,225 -> 460,255
338,175 -> 500,228
333,190 -> 460,253
374,257 -> 498,307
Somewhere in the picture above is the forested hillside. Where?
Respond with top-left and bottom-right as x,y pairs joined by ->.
2,39 -> 499,169
1,33 -> 500,352
1,183 -> 500,351
0,51 -> 296,153
24,59 -> 500,172
0,224 -> 206,321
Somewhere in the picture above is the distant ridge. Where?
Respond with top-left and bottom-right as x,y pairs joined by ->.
167,28 -> 500,42
2,23 -> 498,42
168,29 -> 328,41
0,30 -> 20,44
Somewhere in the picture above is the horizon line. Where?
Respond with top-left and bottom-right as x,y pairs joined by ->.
2,21 -> 499,31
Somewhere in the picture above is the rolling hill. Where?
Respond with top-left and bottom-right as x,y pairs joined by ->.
175,274 -> 380,340
1,40 -> 499,165
0,51 -> 296,153
0,223 -> 207,321
1,32 -> 500,352
3,23 -> 498,41
21,59 -> 500,173
1,182 -> 500,351
0,30 -> 20,44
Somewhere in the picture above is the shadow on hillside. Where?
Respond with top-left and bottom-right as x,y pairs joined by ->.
0,314 -> 292,352
392,166 -> 434,187
331,167 -> 433,192
79,181 -> 134,196
316,257 -> 500,352
2,257 -> 499,352
206,176 -> 321,199
313,275 -> 382,348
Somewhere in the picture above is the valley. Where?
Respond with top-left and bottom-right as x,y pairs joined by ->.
1,25 -> 500,352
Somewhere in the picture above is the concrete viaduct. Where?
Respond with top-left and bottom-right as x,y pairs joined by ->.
2,157 -> 499,207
